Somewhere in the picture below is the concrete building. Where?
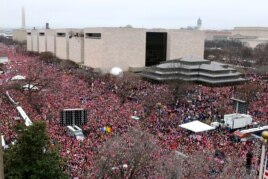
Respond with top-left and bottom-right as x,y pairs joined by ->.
26,31 -> 32,51
141,57 -> 247,85
55,29 -> 83,61
84,27 -> 146,72
231,27 -> 268,48
232,27 -> 268,38
69,29 -> 84,64
12,29 -> 27,42
83,27 -> 205,72
38,29 -> 46,53
55,29 -> 70,59
46,29 -> 56,54
26,27 -> 205,72
205,30 -> 232,41
31,29 -> 39,52
167,29 -> 204,59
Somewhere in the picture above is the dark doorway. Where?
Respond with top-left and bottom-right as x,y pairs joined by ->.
146,32 -> 167,66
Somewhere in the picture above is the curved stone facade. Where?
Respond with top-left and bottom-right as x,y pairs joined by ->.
141,57 -> 247,85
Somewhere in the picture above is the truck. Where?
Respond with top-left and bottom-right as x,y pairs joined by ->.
224,113 -> 252,130
66,125 -> 85,141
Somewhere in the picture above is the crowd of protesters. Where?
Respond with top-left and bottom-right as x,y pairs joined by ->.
1,43 -> 268,178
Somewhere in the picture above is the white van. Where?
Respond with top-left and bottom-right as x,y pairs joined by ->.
66,125 -> 85,141
1,135 -> 8,149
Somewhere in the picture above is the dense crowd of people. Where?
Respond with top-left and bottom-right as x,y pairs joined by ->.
1,43 -> 268,178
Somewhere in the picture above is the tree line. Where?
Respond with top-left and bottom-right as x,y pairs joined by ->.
205,40 -> 268,66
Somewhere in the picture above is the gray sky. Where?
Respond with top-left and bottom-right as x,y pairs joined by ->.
1,0 -> 268,30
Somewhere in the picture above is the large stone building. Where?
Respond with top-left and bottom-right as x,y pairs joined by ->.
69,29 -> 84,64
12,29 -> 27,42
231,27 -> 268,48
46,29 -> 56,54
38,29 -> 46,53
27,27 -> 205,72
205,30 -> 232,41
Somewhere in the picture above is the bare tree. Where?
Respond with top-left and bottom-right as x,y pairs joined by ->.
93,128 -> 161,179
233,83 -> 264,102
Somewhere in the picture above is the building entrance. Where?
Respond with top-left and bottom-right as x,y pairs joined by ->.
145,32 -> 167,66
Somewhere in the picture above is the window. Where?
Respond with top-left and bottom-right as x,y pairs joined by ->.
85,33 -> 101,39
39,32 -> 45,36
27,32 -> 31,35
57,33 -> 66,37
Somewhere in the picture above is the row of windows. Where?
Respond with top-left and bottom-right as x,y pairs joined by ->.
27,32 -> 45,36
28,32 -> 102,39
40,33 -> 102,39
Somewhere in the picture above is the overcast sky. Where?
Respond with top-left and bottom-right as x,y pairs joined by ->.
1,0 -> 268,30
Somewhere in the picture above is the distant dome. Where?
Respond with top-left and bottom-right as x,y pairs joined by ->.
110,67 -> 123,76
125,25 -> 133,28
197,18 -> 202,29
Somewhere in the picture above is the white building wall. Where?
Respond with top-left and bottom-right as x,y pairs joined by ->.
167,30 -> 205,59
84,28 -> 146,72
13,29 -> 27,42
46,29 -> 56,54
31,30 -> 39,52
26,27 -> 205,72
102,28 -> 146,72
232,27 -> 268,38
84,28 -> 104,69
26,31 -> 32,51
55,29 -> 69,59
38,30 -> 46,53
69,30 -> 84,64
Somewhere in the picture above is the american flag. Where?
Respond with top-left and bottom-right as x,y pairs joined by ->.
263,156 -> 268,179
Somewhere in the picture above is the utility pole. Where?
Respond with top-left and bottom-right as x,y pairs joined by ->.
259,131 -> 268,179
0,133 -> 4,179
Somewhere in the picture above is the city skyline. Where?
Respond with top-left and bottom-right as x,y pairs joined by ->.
1,0 -> 268,29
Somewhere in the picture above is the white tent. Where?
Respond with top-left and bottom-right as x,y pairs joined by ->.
22,84 -> 38,91
0,57 -> 8,64
1,135 -> 8,149
11,75 -> 26,81
179,120 -> 215,133
110,67 -> 123,76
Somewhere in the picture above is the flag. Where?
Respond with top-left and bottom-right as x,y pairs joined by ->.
106,126 -> 112,133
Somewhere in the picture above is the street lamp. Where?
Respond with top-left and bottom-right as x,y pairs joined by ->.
0,134 -> 4,179
259,131 -> 268,179
156,103 -> 162,121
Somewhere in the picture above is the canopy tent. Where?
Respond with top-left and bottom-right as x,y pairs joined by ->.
1,135 -> 8,149
110,67 -> 123,76
11,75 -> 26,81
0,57 -> 8,64
22,84 -> 39,90
179,120 -> 215,133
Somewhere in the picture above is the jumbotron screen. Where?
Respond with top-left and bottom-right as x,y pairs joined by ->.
60,108 -> 87,126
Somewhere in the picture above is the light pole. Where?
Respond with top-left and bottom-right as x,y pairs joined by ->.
259,131 -> 268,179
156,103 -> 162,121
0,134 -> 4,179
